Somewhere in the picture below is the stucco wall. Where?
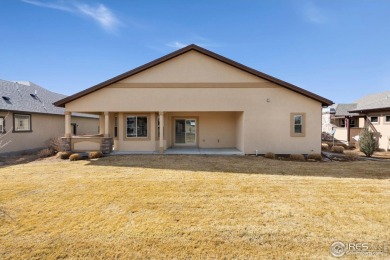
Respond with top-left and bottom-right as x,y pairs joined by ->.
64,50 -> 324,154
72,116 -> 99,135
366,113 -> 390,150
0,112 -> 99,154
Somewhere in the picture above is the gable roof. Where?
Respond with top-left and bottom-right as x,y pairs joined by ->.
332,103 -> 359,116
349,91 -> 390,113
54,44 -> 333,107
0,79 -> 97,118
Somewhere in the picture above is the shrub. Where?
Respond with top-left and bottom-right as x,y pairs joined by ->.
324,141 -> 333,149
69,153 -> 83,161
38,148 -> 54,158
88,151 -> 103,159
289,154 -> 305,161
331,146 -> 344,153
321,143 -> 329,150
307,153 -> 322,161
337,143 -> 348,149
47,137 -> 62,153
264,152 -> 275,159
58,151 -> 72,160
358,128 -> 378,157
344,151 -> 359,161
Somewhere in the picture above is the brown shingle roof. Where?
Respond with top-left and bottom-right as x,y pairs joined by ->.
54,44 -> 333,107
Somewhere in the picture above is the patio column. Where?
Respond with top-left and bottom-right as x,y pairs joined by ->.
104,111 -> 110,137
159,111 -> 164,153
65,111 -> 72,138
346,117 -> 350,144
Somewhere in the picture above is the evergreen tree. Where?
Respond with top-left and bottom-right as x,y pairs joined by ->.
358,128 -> 377,157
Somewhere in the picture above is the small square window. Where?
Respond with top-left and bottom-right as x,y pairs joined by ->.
385,115 -> 390,123
13,114 -> 31,132
370,116 -> 379,124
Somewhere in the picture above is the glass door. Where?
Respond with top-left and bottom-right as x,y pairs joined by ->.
175,119 -> 196,145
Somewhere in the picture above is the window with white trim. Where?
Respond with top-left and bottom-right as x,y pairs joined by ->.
0,117 -> 4,133
14,114 -> 31,132
340,119 -> 345,127
290,113 -> 305,137
126,116 -> 147,137
385,115 -> 390,123
369,116 -> 379,124
114,116 -> 118,138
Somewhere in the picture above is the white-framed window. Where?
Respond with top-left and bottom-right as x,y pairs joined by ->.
114,116 -> 118,138
13,113 -> 31,132
385,115 -> 390,123
340,119 -> 345,127
126,116 -> 147,137
157,117 -> 161,138
290,113 -> 305,137
369,116 -> 379,124
0,117 -> 4,133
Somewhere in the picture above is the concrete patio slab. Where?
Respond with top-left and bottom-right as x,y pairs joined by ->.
110,147 -> 244,155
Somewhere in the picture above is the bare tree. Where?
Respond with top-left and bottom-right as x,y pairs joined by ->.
0,112 -> 12,150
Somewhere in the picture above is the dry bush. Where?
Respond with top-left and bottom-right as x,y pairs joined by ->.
324,141 -> 333,149
331,146 -> 345,153
264,152 -> 275,159
289,154 -> 305,161
321,143 -> 329,150
37,148 -> 54,158
307,153 -> 322,161
47,137 -> 62,153
344,151 -> 359,161
58,151 -> 72,160
69,153 -> 83,161
88,151 -> 103,159
337,143 -> 348,149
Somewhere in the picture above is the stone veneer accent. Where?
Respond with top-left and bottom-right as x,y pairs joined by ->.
60,137 -> 71,152
101,138 -> 113,154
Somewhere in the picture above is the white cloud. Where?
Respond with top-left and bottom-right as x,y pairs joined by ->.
166,41 -> 188,49
302,2 -> 327,24
75,3 -> 120,31
21,0 -> 120,32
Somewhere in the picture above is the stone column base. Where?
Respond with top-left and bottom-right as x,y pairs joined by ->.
101,138 -> 113,154
60,137 -> 71,152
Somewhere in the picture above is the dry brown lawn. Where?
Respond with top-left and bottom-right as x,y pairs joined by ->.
0,155 -> 389,259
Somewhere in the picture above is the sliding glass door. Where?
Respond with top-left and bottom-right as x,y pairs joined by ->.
175,119 -> 196,145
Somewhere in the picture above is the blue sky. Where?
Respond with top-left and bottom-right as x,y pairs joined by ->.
1,0 -> 390,104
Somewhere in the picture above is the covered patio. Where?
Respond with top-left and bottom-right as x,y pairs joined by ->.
61,111 -> 244,154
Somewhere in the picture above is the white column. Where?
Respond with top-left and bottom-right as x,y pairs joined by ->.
159,111 -> 164,153
65,111 -> 71,138
104,111 -> 110,137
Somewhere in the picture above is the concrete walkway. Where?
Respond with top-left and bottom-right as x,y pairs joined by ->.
164,147 -> 244,155
111,147 -> 243,155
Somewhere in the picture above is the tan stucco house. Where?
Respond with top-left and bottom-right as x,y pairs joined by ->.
0,79 -> 99,154
54,44 -> 333,154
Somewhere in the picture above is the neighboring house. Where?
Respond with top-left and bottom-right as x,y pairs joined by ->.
54,44 -> 333,154
322,104 -> 364,144
0,79 -> 99,154
322,91 -> 390,150
349,91 -> 390,150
